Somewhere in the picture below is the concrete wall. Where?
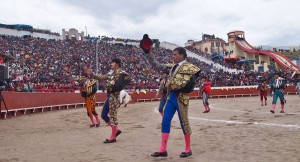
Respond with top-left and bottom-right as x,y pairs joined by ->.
1,86 -> 297,110
0,86 -> 297,119
0,28 -> 61,40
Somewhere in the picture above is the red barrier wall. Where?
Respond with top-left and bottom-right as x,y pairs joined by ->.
1,86 -> 297,110
1,92 -> 107,110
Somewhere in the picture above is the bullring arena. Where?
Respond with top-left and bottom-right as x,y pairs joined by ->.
1,1 -> 300,162
0,90 -> 299,162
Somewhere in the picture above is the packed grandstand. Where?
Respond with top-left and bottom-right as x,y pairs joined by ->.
0,33 -> 299,93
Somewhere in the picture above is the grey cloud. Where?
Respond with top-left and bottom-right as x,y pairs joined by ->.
1,0 -> 299,46
60,0 -> 176,23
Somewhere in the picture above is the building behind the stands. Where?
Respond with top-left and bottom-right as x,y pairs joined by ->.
0,23 -> 92,42
185,34 -> 226,54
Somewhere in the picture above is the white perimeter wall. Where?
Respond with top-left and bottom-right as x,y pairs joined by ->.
0,28 -> 61,40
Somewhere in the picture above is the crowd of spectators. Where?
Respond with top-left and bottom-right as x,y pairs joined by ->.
0,34 -> 299,92
0,35 -> 169,92
184,47 -> 299,86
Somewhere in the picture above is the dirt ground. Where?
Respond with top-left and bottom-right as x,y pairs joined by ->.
0,95 -> 299,162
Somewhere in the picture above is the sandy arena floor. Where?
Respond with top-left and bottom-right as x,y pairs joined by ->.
0,95 -> 299,162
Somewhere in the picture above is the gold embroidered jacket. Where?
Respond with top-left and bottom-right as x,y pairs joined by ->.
168,61 -> 200,106
168,61 -> 201,91
92,69 -> 130,93
80,79 -> 97,98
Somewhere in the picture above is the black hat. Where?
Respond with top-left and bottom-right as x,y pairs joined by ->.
111,58 -> 121,67
82,73 -> 90,78
162,69 -> 169,74
80,73 -> 90,81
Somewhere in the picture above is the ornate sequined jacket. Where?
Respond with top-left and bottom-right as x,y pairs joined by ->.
168,61 -> 201,106
80,79 -> 97,98
93,68 -> 130,93
258,83 -> 268,92
168,61 -> 201,92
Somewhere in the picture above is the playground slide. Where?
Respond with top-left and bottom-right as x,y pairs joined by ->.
235,39 -> 299,72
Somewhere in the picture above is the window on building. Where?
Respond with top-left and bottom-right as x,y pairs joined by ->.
216,42 -> 220,47
211,42 -> 214,47
255,54 -> 259,64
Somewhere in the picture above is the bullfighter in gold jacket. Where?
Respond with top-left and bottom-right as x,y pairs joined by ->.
151,47 -> 201,158
92,58 -> 130,144
80,74 -> 100,128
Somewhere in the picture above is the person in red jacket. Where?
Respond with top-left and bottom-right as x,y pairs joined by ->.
198,76 -> 211,113
140,34 -> 153,54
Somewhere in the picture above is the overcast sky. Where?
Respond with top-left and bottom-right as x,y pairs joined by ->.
1,0 -> 299,46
